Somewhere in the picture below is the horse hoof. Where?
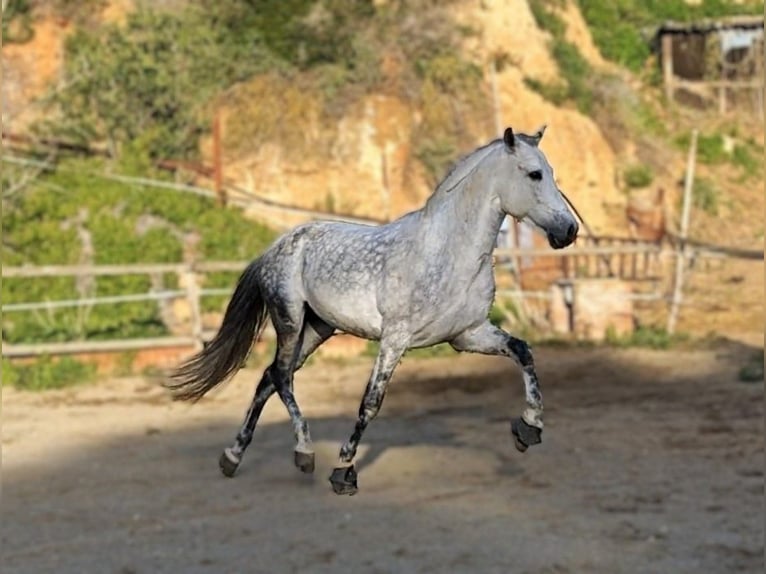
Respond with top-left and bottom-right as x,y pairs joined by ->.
219,449 -> 240,478
511,417 -> 542,453
294,450 -> 316,474
329,465 -> 358,495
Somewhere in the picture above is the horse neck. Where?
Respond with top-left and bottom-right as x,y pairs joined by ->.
421,150 -> 506,261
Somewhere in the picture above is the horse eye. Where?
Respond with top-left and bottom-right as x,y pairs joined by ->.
528,170 -> 543,181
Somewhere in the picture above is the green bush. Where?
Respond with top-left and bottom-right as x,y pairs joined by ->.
524,77 -> 569,106
3,356 -> 97,391
623,164 -> 654,188
697,133 -> 729,164
553,41 -> 594,113
2,0 -> 34,43
523,1 -> 595,115
605,325 -> 689,349
529,0 -> 567,38
732,144 -> 760,180
692,177 -> 720,215
674,132 -> 761,181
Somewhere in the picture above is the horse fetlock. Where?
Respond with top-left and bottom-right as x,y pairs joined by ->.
219,448 -> 241,478
511,417 -> 543,453
339,442 -> 357,463
294,449 -> 316,474
329,465 -> 358,496
521,408 -> 544,429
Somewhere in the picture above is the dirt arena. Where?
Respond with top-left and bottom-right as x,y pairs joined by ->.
3,343 -> 763,574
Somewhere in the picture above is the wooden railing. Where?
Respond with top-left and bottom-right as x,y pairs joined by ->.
3,236 -> 760,357
557,236 -> 663,281
1,242 -> 664,357
2,261 -> 245,357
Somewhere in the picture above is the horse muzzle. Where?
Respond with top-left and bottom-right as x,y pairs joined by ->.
547,221 -> 578,249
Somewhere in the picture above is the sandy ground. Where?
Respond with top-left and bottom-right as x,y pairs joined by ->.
2,343 -> 763,574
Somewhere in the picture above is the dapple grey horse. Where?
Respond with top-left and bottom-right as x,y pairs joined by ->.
167,126 -> 579,495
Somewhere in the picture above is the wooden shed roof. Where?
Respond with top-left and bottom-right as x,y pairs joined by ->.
656,15 -> 763,35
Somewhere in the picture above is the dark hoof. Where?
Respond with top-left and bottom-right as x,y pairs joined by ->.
511,417 -> 542,453
219,449 -> 240,478
329,465 -> 358,496
294,450 -> 316,474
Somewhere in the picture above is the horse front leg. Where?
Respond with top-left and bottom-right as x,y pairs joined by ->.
329,339 -> 406,495
451,321 -> 544,452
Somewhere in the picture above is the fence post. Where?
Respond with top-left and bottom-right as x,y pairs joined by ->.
661,33 -> 675,104
667,130 -> 698,334
213,110 -> 226,207
183,264 -> 204,351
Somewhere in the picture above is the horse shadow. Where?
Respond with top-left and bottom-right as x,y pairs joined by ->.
220,364 -> 525,481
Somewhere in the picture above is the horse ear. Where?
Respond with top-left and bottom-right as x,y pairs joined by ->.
503,127 -> 515,149
532,124 -> 547,146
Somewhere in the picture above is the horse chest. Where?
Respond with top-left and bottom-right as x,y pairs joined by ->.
405,264 -> 495,345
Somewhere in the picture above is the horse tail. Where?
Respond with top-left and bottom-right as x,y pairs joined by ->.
166,259 -> 268,402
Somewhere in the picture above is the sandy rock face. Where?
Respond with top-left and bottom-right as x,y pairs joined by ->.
223,94 -> 426,223
453,0 -> 626,235
224,0 -> 626,235
2,18 -> 67,130
5,1 -> 627,236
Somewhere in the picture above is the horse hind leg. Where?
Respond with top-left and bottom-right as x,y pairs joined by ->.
291,312 -> 334,473
219,311 -> 334,477
269,300 -> 340,475
220,366 -> 275,477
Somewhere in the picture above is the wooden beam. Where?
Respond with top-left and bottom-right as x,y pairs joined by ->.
2,337 -> 200,357
2,263 -> 187,278
662,33 -> 675,103
494,245 -> 662,258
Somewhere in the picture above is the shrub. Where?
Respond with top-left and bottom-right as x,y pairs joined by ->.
692,177 -> 720,215
528,0 -> 567,38
3,356 -> 97,391
623,164 -> 654,188
2,0 -> 34,43
605,325 -> 689,349
732,144 -> 760,180
523,1 -> 595,116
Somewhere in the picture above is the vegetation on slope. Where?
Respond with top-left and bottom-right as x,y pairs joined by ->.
2,158 -> 276,343
37,0 -> 489,184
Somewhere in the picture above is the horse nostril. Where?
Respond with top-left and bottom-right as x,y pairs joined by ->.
567,223 -> 577,241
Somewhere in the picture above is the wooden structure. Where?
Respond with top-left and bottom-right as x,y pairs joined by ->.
2,241 -> 762,358
655,16 -> 764,116
2,242 -> 665,358
497,233 -> 664,292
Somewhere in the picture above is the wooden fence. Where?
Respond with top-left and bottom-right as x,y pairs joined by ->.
2,261 -> 242,357
2,237 -> 762,357
0,242 -> 664,358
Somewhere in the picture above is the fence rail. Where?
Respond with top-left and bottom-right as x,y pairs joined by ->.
2,236 -> 760,358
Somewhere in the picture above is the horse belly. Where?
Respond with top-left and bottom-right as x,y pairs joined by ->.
305,285 -> 382,340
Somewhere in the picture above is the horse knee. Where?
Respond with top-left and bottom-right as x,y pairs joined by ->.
507,337 -> 534,366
